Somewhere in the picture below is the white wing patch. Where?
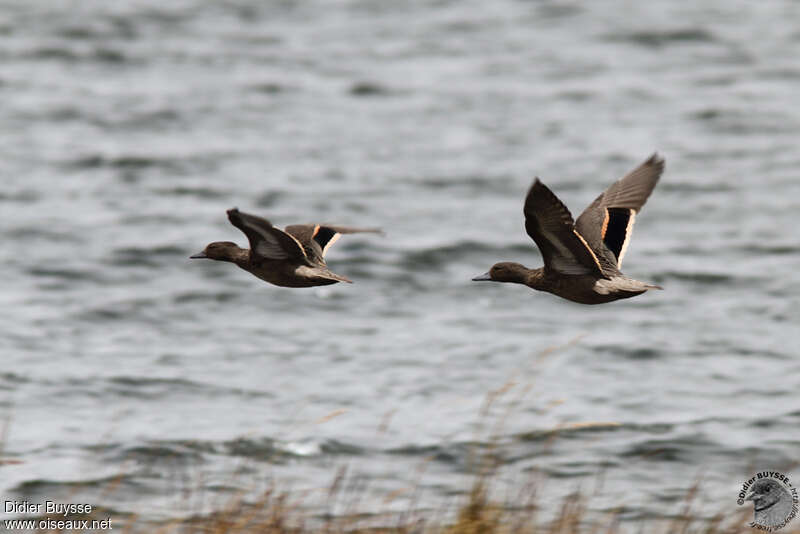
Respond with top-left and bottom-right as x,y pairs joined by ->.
286,233 -> 306,257
321,232 -> 341,257
573,230 -> 603,272
616,210 -> 636,268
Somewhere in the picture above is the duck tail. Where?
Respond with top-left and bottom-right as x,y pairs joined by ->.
321,270 -> 353,284
612,277 -> 662,292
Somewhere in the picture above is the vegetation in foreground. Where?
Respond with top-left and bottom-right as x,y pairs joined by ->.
11,421 -> 797,534
5,344 -> 798,534
31,471 -> 791,534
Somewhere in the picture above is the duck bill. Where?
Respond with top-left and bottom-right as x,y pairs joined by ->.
189,251 -> 208,259
472,272 -> 492,281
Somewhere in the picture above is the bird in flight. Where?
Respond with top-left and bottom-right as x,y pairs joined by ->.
473,154 -> 665,304
191,208 -> 381,287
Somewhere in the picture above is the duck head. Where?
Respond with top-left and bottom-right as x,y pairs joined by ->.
190,241 -> 242,262
472,262 -> 530,284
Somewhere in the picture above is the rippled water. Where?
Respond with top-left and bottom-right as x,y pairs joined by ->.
2,0 -> 799,527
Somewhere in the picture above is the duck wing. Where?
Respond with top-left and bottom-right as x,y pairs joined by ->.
575,153 -> 664,271
524,179 -> 605,277
227,208 -> 312,265
284,224 -> 382,260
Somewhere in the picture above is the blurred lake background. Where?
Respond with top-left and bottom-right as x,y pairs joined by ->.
1,0 -> 799,527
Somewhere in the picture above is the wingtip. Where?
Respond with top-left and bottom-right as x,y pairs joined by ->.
357,227 -> 385,236
527,177 -> 544,195
646,152 -> 665,169
526,176 -> 558,204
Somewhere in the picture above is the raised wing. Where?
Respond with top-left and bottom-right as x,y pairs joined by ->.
524,179 -> 605,277
226,208 -> 310,264
575,153 -> 664,270
284,224 -> 382,259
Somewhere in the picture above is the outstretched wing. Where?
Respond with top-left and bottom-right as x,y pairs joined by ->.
284,224 -> 382,259
524,179 -> 605,277
227,208 -> 310,264
575,153 -> 664,270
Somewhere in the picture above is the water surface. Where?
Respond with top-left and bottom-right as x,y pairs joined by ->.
1,0 -> 799,527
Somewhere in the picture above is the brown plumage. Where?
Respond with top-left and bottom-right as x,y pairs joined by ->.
473,154 -> 665,304
190,208 -> 381,288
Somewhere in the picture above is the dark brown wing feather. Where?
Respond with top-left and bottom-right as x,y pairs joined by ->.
524,179 -> 605,277
575,153 -> 664,271
227,209 -> 311,264
284,224 -> 382,259
282,224 -> 325,262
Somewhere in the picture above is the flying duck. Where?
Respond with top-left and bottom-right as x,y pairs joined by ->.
473,154 -> 665,304
191,208 -> 381,287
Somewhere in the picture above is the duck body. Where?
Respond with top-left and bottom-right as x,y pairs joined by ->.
473,154 -> 665,305
549,276 -> 652,305
475,263 -> 656,305
233,254 -> 344,288
191,209 -> 380,288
